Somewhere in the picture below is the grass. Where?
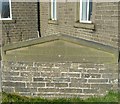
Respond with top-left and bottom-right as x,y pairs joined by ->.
1,91 -> 119,104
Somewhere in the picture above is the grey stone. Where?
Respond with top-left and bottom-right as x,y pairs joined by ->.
33,78 -> 44,81
2,82 -> 25,87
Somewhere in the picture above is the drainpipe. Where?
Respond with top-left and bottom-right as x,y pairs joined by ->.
37,0 -> 41,37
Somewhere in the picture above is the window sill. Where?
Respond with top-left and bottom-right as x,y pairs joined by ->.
74,22 -> 95,30
0,18 -> 12,21
2,20 -> 16,24
48,20 -> 58,25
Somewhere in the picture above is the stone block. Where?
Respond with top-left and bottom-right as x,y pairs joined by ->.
15,88 -> 37,93
46,83 -> 55,87
82,73 -> 101,78
69,68 -> 82,72
2,82 -> 25,87
91,84 -> 113,90
2,76 -> 32,81
2,87 -> 15,93
27,82 -> 45,88
38,88 -> 59,92
20,72 -> 31,77
83,88 -> 98,94
102,73 -> 118,79
88,79 -> 108,84
53,77 -> 70,82
33,77 -> 44,81
71,78 -> 87,83
68,72 -> 80,78
2,71 -> 19,76
69,83 -> 90,88
55,83 -> 68,87
60,88 -> 82,93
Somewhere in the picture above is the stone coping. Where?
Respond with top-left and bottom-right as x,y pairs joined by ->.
3,34 -> 118,57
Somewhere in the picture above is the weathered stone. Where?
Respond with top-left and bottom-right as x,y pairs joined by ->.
88,79 -> 108,83
60,88 -> 82,93
46,83 -> 55,87
1,1 -> 119,99
27,83 -> 45,88
53,78 -> 70,82
33,78 -> 44,81
15,88 -> 37,93
55,83 -> 68,87
69,83 -> 90,88
68,72 -> 80,78
71,78 -> 87,83
82,73 -> 101,78
102,73 -> 118,79
69,68 -> 82,72
83,88 -> 98,94
2,82 -> 25,87
91,84 -> 113,90
2,76 -> 32,81
2,71 -> 19,76
2,87 -> 15,93
38,88 -> 59,92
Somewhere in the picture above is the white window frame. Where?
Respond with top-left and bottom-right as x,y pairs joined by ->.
51,0 -> 57,20
0,0 -> 12,20
80,0 -> 92,23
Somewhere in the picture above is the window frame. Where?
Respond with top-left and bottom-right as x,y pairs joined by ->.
51,0 -> 57,20
0,0 -> 12,20
80,0 -> 92,23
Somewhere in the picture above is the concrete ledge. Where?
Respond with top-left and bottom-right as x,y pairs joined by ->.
48,20 -> 58,25
74,22 -> 95,30
60,34 -> 118,57
2,20 -> 16,24
3,35 -> 60,52
3,34 -> 118,58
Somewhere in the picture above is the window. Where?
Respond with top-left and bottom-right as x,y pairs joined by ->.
51,0 -> 57,20
80,0 -> 92,23
74,0 -> 95,29
0,0 -> 12,20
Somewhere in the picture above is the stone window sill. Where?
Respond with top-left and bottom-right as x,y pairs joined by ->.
48,20 -> 58,25
74,22 -> 95,30
2,20 -> 16,24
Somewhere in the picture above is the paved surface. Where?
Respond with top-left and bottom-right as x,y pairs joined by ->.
3,40 -> 116,63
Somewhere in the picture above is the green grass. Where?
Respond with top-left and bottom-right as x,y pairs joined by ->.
1,91 -> 119,104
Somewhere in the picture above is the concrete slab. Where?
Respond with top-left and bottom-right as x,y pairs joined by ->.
3,40 -> 117,63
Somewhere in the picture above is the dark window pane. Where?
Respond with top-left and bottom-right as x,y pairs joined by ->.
1,0 -> 10,18
0,1 -> 2,17
88,0 -> 92,21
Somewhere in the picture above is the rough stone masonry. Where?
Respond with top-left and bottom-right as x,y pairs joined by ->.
1,1 -> 119,99
2,61 -> 118,98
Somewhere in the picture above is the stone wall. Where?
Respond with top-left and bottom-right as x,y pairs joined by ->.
2,2 -> 119,48
40,2 -> 119,48
1,1 -> 119,99
2,2 -> 38,45
2,61 -> 118,98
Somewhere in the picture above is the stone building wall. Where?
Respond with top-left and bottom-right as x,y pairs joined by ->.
1,1 -> 119,99
40,2 -> 119,48
2,61 -> 118,98
2,2 -> 119,48
2,2 -> 38,45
